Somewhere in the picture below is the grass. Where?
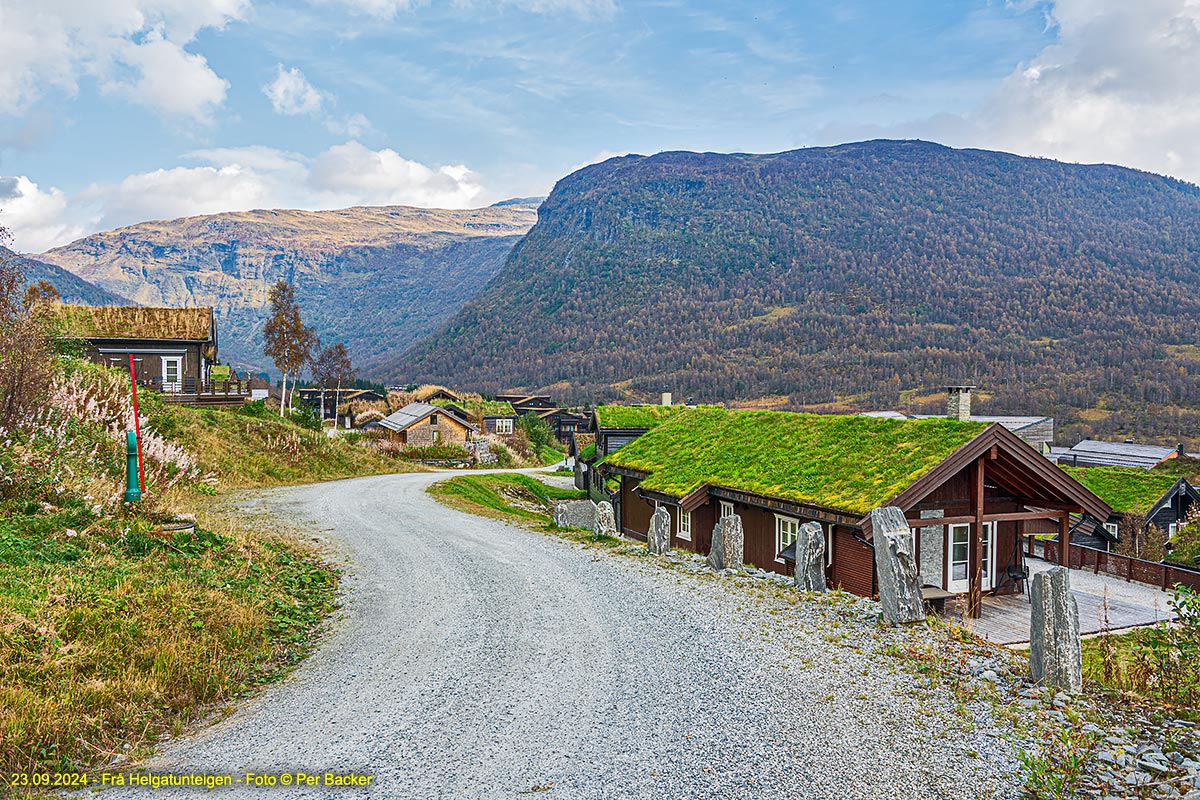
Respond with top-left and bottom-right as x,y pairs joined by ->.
593,404 -> 691,430
604,407 -> 987,514
428,474 -> 585,525
1060,465 -> 1180,514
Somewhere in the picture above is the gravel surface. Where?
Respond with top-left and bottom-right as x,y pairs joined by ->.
84,470 -> 1023,799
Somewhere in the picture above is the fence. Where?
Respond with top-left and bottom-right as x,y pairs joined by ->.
1041,539 -> 1200,592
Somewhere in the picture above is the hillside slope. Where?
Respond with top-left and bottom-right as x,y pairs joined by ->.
402,140 -> 1200,445
4,247 -> 129,305
35,203 -> 538,374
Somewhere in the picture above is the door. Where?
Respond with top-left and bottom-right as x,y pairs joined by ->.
947,522 -> 996,593
161,356 -> 183,392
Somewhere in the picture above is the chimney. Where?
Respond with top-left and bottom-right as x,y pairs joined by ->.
661,391 -> 672,407
946,385 -> 975,422
1179,443 -> 1186,457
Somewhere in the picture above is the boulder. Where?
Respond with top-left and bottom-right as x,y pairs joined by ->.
593,501 -> 618,539
707,514 -> 744,572
1029,566 -> 1082,693
794,521 -> 827,592
870,506 -> 925,625
647,507 -> 671,555
553,499 -> 598,529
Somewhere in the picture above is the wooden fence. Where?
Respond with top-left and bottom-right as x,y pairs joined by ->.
1041,539 -> 1200,592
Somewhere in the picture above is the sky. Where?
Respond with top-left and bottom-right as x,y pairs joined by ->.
2,0 -> 1199,252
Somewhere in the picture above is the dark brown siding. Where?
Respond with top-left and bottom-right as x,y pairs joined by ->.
832,527 -> 875,597
673,501 -> 716,555
620,477 -> 654,540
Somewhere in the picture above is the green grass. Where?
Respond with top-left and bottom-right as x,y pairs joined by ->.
604,407 -> 986,514
431,397 -> 515,418
1060,465 -> 1179,514
593,404 -> 691,430
537,443 -> 565,466
428,474 -> 585,524
578,443 -> 596,461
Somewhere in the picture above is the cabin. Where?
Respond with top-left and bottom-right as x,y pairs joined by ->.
296,388 -> 385,420
411,386 -> 462,404
1061,466 -> 1200,554
1056,440 -> 1195,469
535,408 -> 589,444
593,404 -> 690,457
377,402 -> 477,446
871,386 -> 1055,450
495,394 -> 556,414
571,433 -> 597,491
431,397 -> 519,434
50,304 -> 249,407
601,408 -> 1110,618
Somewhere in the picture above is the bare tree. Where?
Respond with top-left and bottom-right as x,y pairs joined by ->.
0,227 -> 53,431
262,280 -> 318,416
310,342 -> 356,425
23,280 -> 60,310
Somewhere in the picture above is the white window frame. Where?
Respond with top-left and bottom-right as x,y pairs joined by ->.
677,508 -> 692,541
719,500 -> 734,519
775,514 -> 799,564
161,355 -> 183,392
1103,522 -> 1119,539
494,418 -> 514,435
825,526 -> 834,567
1169,522 -> 1179,540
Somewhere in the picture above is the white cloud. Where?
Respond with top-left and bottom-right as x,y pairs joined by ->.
0,141 -> 486,251
326,0 -> 615,20
0,0 -> 246,121
263,64 -> 326,115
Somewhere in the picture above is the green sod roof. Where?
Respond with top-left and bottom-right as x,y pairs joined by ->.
605,407 -> 988,516
594,404 -> 691,430
432,397 -> 515,417
578,443 -> 597,461
1060,466 -> 1179,515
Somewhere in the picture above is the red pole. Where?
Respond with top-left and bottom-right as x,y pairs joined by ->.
128,354 -> 146,493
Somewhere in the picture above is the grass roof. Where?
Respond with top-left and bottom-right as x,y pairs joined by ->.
1060,465 -> 1179,515
578,443 -> 597,461
51,304 -> 212,340
1152,456 -> 1200,485
431,397 -> 515,417
594,404 -> 691,430
604,407 -> 988,516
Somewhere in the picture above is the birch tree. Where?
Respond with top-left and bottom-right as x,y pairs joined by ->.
262,280 -> 318,416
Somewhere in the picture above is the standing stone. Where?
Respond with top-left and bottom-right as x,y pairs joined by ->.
647,507 -> 671,555
794,521 -> 827,592
553,499 -> 598,529
707,514 -> 744,572
593,501 -> 617,539
1029,566 -> 1082,693
871,506 -> 926,625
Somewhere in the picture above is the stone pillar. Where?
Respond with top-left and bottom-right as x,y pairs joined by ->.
593,501 -> 617,539
647,507 -> 671,555
1029,566 -> 1082,693
794,521 -> 827,592
707,514 -> 744,572
871,506 -> 926,625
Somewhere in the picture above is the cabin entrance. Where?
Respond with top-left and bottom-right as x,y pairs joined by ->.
947,522 -> 995,593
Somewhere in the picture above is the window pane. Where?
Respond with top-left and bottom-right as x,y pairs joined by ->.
953,541 -> 968,561
952,563 -> 967,580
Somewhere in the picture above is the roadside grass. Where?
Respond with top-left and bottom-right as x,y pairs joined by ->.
1082,627 -> 1200,720
427,473 -> 585,526
0,493 -> 338,781
536,444 -> 565,467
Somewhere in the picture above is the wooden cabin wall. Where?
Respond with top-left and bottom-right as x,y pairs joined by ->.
831,526 -> 874,597
619,477 -> 654,540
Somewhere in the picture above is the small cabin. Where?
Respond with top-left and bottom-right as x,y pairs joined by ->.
377,402 -> 478,446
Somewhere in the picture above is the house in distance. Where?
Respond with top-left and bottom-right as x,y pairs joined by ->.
377,402 -> 478,446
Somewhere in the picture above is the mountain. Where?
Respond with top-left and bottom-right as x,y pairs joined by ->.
401,140 -> 1200,446
34,203 -> 539,374
4,247 -> 129,306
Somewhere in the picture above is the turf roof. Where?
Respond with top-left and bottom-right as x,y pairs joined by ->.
593,404 -> 691,430
1060,466 -> 1179,515
51,304 -> 212,340
431,397 -> 515,417
605,407 -> 988,516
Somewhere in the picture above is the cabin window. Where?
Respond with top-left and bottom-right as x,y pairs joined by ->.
678,508 -> 692,541
719,500 -> 734,519
432,430 -> 441,444
1169,523 -> 1179,539
775,514 -> 799,563
495,418 -> 514,435
1103,522 -> 1119,538
430,414 -> 439,425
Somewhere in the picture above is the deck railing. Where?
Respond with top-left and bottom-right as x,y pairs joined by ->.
1040,539 -> 1200,592
139,376 -> 252,398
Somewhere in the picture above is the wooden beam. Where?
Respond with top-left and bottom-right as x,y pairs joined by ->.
906,509 -> 1068,527
969,458 -> 984,619
1059,511 -> 1070,567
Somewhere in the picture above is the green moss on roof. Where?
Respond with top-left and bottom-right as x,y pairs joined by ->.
578,443 -> 596,461
594,404 -> 691,430
1060,466 -> 1178,515
605,407 -> 988,515
431,397 -> 515,417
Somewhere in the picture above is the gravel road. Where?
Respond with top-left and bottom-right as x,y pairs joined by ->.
87,470 -> 1022,800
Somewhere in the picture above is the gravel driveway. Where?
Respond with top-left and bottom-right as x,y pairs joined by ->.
86,470 -> 1022,800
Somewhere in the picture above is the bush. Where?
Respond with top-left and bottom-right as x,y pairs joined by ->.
489,442 -> 516,468
287,403 -> 323,431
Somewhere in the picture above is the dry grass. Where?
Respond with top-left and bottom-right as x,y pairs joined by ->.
49,305 -> 213,341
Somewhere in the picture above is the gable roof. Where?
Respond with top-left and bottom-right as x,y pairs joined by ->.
1059,439 -> 1194,469
594,404 -> 691,431
431,397 -> 516,418
378,402 -> 478,433
1060,465 -> 1183,515
604,407 -> 989,516
51,304 -> 213,341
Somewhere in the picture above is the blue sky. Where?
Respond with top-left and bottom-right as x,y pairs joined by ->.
2,0 -> 1198,251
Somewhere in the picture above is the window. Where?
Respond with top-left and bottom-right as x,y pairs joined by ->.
495,418 -> 514,435
1103,522 -> 1119,539
430,414 -> 439,425
432,430 -> 441,443
1169,522 -> 1179,540
678,508 -> 692,541
719,500 -> 734,519
775,514 -> 799,563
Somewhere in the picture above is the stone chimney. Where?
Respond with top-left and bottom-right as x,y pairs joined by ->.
946,385 -> 976,422
661,391 -> 672,407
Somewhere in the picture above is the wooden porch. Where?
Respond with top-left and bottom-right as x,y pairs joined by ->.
143,377 -> 252,407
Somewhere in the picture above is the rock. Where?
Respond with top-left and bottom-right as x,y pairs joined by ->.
553,499 -> 598,529
593,501 -> 617,539
1029,566 -> 1082,693
647,507 -> 671,555
707,513 -> 744,572
793,521 -> 827,592
870,507 -> 926,625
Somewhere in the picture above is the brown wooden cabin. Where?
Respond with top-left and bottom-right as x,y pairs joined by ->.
496,393 -> 557,414
601,409 -> 1110,617
536,408 -> 590,444
377,402 -> 478,446
50,304 -> 249,407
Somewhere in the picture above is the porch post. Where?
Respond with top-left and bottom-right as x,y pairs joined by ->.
1058,512 -> 1070,567
968,457 -> 984,619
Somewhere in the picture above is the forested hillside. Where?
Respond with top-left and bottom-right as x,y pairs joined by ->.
401,140 -> 1200,446
34,203 -> 538,374
4,247 -> 128,306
